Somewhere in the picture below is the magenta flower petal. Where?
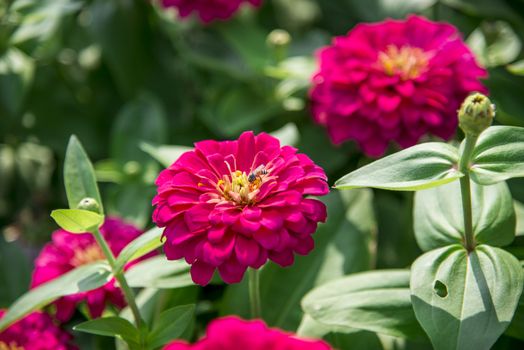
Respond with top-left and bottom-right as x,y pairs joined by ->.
0,310 -> 77,350
30,217 -> 156,321
163,316 -> 332,350
310,15 -> 488,157
153,132 -> 328,286
161,0 -> 262,23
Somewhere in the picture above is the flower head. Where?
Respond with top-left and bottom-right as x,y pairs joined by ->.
153,131 -> 328,286
0,310 -> 77,350
161,0 -> 262,23
31,217 -> 154,322
310,15 -> 488,157
163,316 -> 332,350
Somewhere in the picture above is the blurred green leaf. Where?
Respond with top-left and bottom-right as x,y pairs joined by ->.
414,181 -> 515,250
88,0 -> 152,96
147,304 -> 195,349
507,60 -> 524,76
64,135 -> 104,213
335,143 -> 462,191
0,48 -> 34,116
270,123 -> 300,146
467,21 -> 521,67
0,261 -> 112,331
51,208 -> 104,234
302,270 -> 424,339
411,244 -> 523,350
140,143 -> 192,169
9,0 -> 82,58
74,317 -> 140,349
114,227 -> 163,272
0,237 -> 31,308
506,293 -> 524,340
125,256 -> 191,289
470,126 -> 524,185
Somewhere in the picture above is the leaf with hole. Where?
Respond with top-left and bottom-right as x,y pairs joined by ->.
410,244 -> 523,350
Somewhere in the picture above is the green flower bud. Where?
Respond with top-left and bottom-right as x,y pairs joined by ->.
458,93 -> 495,136
77,197 -> 101,213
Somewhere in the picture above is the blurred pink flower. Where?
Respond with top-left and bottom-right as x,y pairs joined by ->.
0,310 -> 77,350
153,131 -> 328,286
31,217 -> 153,322
161,0 -> 262,23
310,15 -> 487,157
163,316 -> 331,350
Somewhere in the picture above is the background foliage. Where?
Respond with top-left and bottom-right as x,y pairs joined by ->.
2,0 -> 524,349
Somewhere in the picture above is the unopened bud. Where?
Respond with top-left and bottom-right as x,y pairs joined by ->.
458,93 -> 495,136
77,197 -> 101,213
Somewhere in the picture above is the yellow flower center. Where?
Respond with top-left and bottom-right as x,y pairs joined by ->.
216,166 -> 269,205
71,244 -> 105,267
0,341 -> 24,350
378,45 -> 429,80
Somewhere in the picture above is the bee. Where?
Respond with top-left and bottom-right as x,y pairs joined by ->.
248,164 -> 268,183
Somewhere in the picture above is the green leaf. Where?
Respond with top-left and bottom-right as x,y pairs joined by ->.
50,209 -> 104,234
410,244 -> 524,350
64,135 -> 103,213
335,143 -> 462,191
302,270 -> 425,339
506,292 -> 524,340
125,256 -> 192,289
220,190 -> 377,331
466,22 -> 521,68
0,48 -> 34,116
114,227 -> 164,273
140,142 -> 191,169
270,123 -> 300,147
147,304 -> 195,349
0,262 -> 112,331
470,126 -> 524,185
74,317 -> 139,348
507,60 -> 524,76
414,181 -> 515,250
0,237 -> 31,307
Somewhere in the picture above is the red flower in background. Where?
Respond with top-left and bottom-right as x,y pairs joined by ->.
310,15 -> 487,157
163,316 -> 331,350
161,0 -> 262,23
31,218 -> 153,322
0,310 -> 77,350
153,131 -> 328,286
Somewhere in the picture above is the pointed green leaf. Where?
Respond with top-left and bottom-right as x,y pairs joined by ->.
335,143 -> 462,191
302,270 -> 425,339
414,181 -> 515,250
125,256 -> 191,289
147,304 -> 195,348
51,209 -> 104,234
470,126 -> 524,185
64,135 -> 103,213
74,317 -> 139,348
410,244 -> 523,350
0,262 -> 112,331
114,227 -> 164,273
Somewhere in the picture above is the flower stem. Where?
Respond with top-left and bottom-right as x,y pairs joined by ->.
458,134 -> 479,252
92,228 -> 142,329
248,268 -> 262,319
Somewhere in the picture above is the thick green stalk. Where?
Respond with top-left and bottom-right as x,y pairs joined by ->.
458,135 -> 479,252
248,268 -> 262,319
92,229 -> 143,329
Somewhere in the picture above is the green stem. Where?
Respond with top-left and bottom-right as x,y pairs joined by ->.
92,229 -> 143,329
248,268 -> 261,319
458,135 -> 479,252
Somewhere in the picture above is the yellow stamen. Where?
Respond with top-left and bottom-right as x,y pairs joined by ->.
378,45 -> 429,80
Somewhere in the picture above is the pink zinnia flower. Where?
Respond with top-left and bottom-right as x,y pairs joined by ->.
310,15 -> 488,157
153,131 -> 328,286
163,316 -> 332,350
31,217 -> 154,322
161,0 -> 262,23
0,310 -> 77,350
